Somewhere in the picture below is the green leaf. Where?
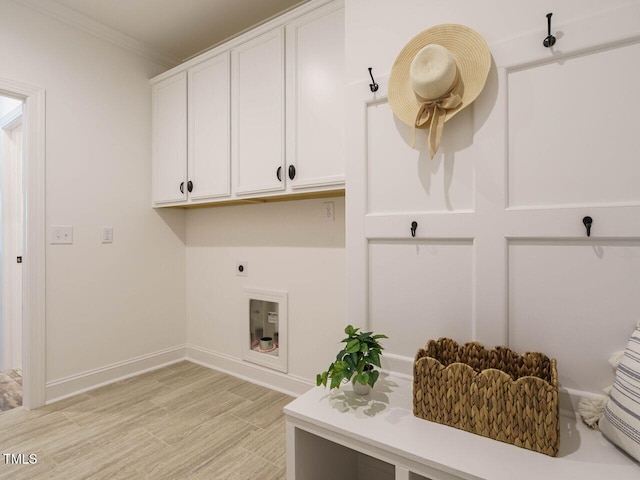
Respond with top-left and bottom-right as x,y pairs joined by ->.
368,350 -> 381,367
350,352 -> 358,366
330,374 -> 342,389
372,334 -> 388,339
333,361 -> 347,374
345,355 -> 355,370
368,369 -> 379,387
346,339 -> 360,353
335,349 -> 346,361
316,374 -> 322,386
360,343 -> 369,353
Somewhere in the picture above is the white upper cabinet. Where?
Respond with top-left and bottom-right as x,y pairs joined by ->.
188,52 -> 231,202
152,53 -> 231,207
286,1 -> 345,191
151,0 -> 345,207
231,27 -> 285,196
152,72 -> 187,204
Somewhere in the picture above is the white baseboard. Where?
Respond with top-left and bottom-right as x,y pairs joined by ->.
186,344 -> 314,398
45,345 -> 187,404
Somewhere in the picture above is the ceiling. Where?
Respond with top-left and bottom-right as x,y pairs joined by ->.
29,0 -> 307,65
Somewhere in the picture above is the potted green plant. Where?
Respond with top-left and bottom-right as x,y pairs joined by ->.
316,325 -> 388,394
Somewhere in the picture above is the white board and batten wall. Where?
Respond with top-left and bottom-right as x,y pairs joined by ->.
345,0 -> 640,406
281,2 -> 640,479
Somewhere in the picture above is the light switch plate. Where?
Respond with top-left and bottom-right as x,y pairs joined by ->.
102,227 -> 113,243
51,225 -> 73,244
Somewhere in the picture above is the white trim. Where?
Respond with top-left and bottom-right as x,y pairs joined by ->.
0,77 -> 46,410
187,344 -> 313,398
45,345 -> 187,404
0,105 -> 23,130
44,343 -> 313,405
14,0 -> 179,68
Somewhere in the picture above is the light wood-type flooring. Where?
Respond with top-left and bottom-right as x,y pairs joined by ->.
0,361 -> 293,479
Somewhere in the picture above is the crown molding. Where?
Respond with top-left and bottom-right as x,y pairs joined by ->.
14,0 -> 180,68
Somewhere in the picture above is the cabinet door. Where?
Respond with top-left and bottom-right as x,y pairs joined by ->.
152,72 -> 187,205
188,52 -> 231,201
232,27 -> 285,196
286,2 -> 345,191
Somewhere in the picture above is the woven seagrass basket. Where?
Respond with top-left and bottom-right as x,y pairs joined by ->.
413,338 -> 559,456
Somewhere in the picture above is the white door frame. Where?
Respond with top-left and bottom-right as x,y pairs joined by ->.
0,77 -> 46,409
1,105 -> 24,372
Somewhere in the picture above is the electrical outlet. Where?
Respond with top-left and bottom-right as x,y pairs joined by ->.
102,227 -> 113,243
236,261 -> 248,277
323,201 -> 335,222
51,225 -> 73,244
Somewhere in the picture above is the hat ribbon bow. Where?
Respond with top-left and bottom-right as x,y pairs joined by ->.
412,91 -> 461,158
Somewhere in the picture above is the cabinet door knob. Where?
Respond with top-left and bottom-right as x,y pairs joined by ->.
187,181 -> 193,193
180,182 -> 184,194
276,166 -> 282,181
288,165 -> 296,180
411,221 -> 418,237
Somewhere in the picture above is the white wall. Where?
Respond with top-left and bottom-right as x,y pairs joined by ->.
345,0 -> 640,401
0,0 -> 186,397
186,197 -> 346,390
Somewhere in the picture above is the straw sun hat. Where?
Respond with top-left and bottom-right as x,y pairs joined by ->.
388,24 -> 491,158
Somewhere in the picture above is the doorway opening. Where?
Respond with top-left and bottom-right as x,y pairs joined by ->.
0,77 -> 45,411
0,94 -> 24,412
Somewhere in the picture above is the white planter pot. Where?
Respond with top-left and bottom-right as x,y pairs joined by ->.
353,382 -> 371,395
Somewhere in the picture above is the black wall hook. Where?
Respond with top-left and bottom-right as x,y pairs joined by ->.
583,216 -> 593,237
368,67 -> 379,92
543,13 -> 556,47
410,221 -> 418,237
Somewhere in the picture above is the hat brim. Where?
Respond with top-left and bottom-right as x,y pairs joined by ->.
388,24 -> 491,127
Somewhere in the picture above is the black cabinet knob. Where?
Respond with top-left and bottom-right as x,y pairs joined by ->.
289,165 -> 296,180
411,221 -> 418,237
180,182 -> 184,194
187,181 -> 193,193
276,166 -> 282,181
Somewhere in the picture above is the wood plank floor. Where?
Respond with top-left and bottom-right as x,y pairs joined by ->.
0,361 -> 293,479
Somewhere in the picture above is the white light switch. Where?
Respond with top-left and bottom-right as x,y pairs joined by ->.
51,225 -> 73,244
102,227 -> 113,243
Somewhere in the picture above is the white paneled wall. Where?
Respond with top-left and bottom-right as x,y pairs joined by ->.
346,0 -> 640,400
